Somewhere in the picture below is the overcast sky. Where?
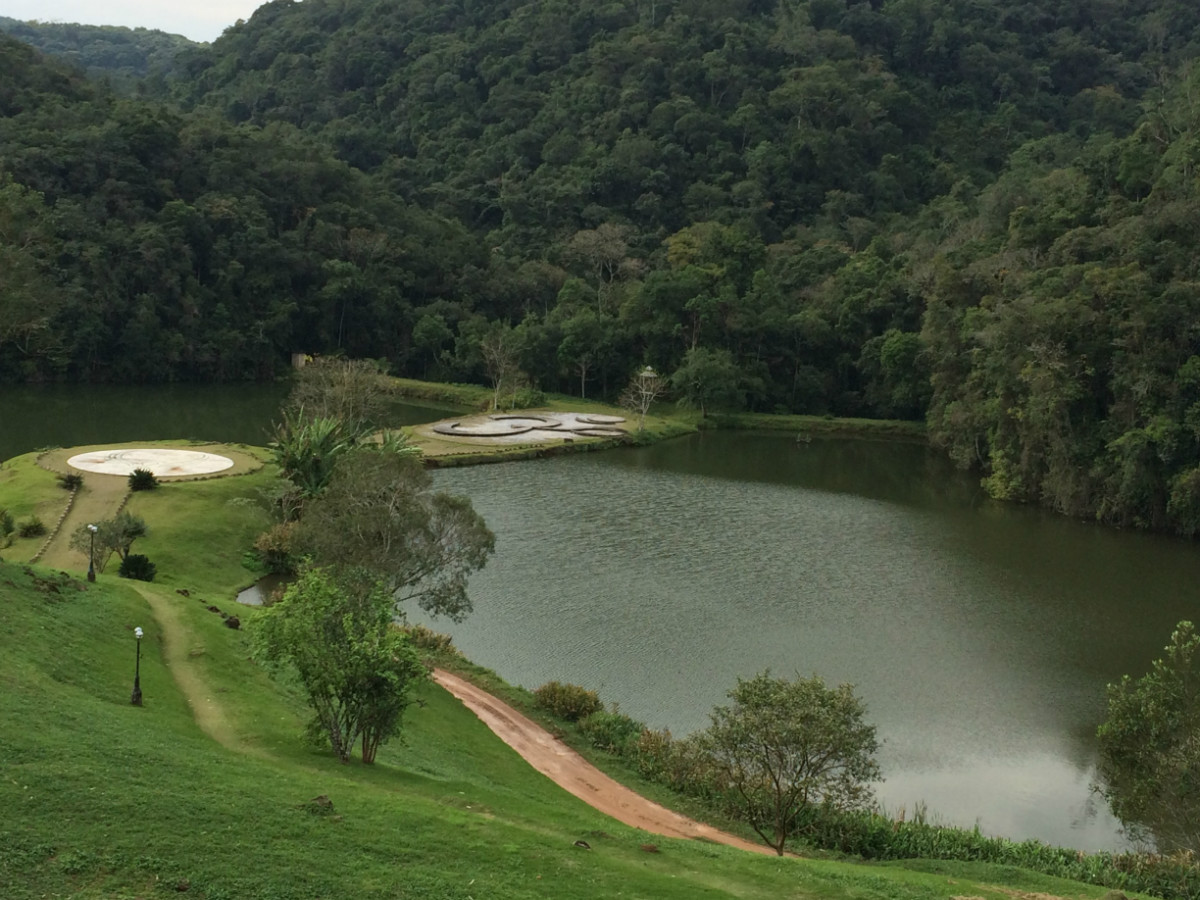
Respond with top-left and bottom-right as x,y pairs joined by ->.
0,0 -> 270,42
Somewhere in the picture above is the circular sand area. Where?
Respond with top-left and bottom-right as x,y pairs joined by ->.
67,448 -> 235,477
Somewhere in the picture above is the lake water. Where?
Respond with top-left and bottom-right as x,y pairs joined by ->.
4,384 -> 1192,851
419,431 -> 1200,851
0,382 -> 451,462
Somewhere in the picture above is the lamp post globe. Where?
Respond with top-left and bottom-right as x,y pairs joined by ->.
131,626 -> 143,706
86,523 -> 98,582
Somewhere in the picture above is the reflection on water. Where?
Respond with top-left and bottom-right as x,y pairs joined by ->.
420,431 -> 1200,851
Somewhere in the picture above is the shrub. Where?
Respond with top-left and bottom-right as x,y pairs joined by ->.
118,554 -> 157,582
511,387 -> 546,409
401,623 -> 459,655
128,468 -> 159,491
56,472 -> 83,490
532,681 -> 602,722
17,516 -> 46,538
253,522 -> 297,574
579,707 -> 646,754
0,509 -> 13,544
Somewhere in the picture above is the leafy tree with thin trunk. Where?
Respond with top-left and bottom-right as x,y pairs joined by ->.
1097,620 -> 1200,852
671,346 -> 746,417
285,357 -> 389,434
253,566 -> 426,763
480,323 -> 525,411
698,671 -> 881,856
69,512 -> 147,574
296,446 -> 494,622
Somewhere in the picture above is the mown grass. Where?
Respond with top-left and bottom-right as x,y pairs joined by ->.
0,450 -> 68,557
4,560 -> 1134,900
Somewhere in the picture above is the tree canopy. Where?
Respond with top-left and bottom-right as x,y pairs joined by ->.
699,671 -> 881,856
253,566 -> 427,763
1097,621 -> 1200,853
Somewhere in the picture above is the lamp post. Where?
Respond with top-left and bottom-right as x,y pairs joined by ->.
131,626 -> 143,706
86,523 -> 98,582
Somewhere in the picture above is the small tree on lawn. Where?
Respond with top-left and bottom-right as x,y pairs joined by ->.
480,323 -> 525,411
698,671 -> 881,856
69,512 -> 147,574
619,365 -> 666,432
1097,620 -> 1200,852
253,566 -> 426,763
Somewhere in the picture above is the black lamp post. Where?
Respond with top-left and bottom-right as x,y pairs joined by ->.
131,626 -> 143,706
86,523 -> 98,582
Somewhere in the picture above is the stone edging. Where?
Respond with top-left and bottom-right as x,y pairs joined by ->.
30,482 -> 78,564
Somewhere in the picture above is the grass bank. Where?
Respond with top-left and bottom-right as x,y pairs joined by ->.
0,561 -> 1148,900
0,446 -> 1151,900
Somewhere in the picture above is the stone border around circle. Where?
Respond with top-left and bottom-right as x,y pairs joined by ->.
29,480 -> 80,564
36,443 -> 266,483
66,448 -> 236,478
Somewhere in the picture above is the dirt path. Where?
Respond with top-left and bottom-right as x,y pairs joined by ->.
432,669 -> 772,855
130,583 -> 259,756
37,473 -> 128,570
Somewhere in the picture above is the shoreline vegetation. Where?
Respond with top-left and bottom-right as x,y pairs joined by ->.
1,378 -> 1191,898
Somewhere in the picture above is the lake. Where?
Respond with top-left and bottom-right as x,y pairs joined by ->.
420,431 -> 1200,851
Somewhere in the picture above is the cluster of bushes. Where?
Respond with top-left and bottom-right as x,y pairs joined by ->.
401,623 -> 460,656
118,553 -> 156,582
805,809 -> 1200,900
531,678 -> 1200,900
56,472 -> 83,490
532,681 -> 602,721
2,511 -> 46,544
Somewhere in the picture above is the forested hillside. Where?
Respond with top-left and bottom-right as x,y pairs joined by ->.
0,16 -> 196,86
5,0 -> 1200,531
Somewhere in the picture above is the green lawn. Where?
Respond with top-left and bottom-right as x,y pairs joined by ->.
0,437 -> 1153,900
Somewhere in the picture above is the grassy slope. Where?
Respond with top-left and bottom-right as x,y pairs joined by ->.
0,450 -> 68,558
0,447 -> 1142,900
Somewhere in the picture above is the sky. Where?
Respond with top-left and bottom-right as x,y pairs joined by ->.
0,0 -> 270,42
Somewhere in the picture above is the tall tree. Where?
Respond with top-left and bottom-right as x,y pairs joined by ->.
295,447 -> 494,621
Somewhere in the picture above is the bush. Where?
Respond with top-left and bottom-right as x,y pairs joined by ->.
0,509 -> 13,542
17,517 -> 46,538
253,522 -> 297,574
402,623 -> 459,655
532,681 -> 602,722
118,554 -> 157,582
579,707 -> 646,754
57,472 -> 83,490
128,468 -> 159,491
511,387 -> 546,409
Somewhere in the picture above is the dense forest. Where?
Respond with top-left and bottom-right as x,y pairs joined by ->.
0,16 -> 195,87
5,0 -> 1200,532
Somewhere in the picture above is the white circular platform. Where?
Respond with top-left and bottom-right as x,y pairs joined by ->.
67,448 -> 234,477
